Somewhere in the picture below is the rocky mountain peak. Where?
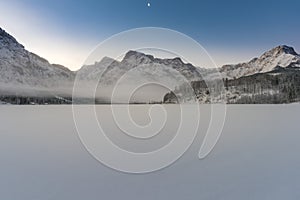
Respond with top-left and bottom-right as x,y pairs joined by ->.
276,45 -> 297,55
221,45 -> 300,79
0,27 -> 24,49
123,51 -> 154,62
122,50 -> 188,68
0,27 -> 74,89
260,45 -> 298,58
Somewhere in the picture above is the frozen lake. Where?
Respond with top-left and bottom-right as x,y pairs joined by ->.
0,105 -> 300,200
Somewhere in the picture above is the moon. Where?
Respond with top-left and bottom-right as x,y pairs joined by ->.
147,2 -> 151,7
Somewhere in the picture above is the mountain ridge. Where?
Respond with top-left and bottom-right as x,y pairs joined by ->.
220,45 -> 300,79
1,27 -> 300,104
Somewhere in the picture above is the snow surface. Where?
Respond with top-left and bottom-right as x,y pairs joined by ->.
0,105 -> 299,200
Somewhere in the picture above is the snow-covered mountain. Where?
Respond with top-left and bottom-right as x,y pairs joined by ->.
0,27 -> 74,96
76,51 -> 204,103
1,26 -> 300,104
220,45 -> 300,79
164,45 -> 300,104
78,50 -> 202,86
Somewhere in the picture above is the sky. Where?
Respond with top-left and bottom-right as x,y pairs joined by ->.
0,0 -> 299,70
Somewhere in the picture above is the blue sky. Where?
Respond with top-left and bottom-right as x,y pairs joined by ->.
0,0 -> 299,70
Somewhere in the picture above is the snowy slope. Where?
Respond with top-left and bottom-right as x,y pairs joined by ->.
2,26 -> 300,104
76,51 -> 206,103
0,28 -> 75,95
220,45 -> 300,79
78,50 -> 203,88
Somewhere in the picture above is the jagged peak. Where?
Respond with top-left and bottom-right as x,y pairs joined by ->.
123,50 -> 154,61
261,45 -> 298,58
122,50 -> 188,67
169,57 -> 184,64
0,27 -> 24,48
276,45 -> 297,55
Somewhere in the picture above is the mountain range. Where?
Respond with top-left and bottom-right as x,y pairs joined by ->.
0,27 -> 299,104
